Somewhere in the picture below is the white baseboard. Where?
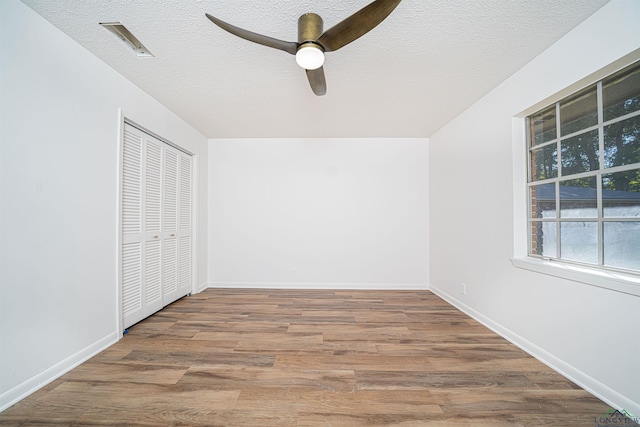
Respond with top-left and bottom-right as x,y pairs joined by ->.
207,281 -> 429,290
0,331 -> 119,413
428,284 -> 640,417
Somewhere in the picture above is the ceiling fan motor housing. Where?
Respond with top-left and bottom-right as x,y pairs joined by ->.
298,13 -> 324,46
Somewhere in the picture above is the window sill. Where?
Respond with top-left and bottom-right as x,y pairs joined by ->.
511,257 -> 640,297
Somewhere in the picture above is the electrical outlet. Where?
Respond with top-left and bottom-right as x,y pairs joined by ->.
291,268 -> 297,277
460,283 -> 467,296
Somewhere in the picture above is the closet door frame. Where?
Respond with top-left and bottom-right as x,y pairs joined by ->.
117,116 -> 196,335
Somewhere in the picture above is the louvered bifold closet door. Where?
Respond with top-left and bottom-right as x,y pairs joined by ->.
162,147 -> 180,304
177,153 -> 192,296
143,136 -> 164,318
122,124 -> 193,329
122,127 -> 144,328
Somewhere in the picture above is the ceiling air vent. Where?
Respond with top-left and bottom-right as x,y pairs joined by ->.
99,22 -> 154,57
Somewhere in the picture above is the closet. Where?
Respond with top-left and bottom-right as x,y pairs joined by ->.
121,123 -> 193,329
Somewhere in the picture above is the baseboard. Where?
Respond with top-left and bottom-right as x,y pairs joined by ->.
0,331 -> 119,412
207,281 -> 429,290
428,284 -> 640,417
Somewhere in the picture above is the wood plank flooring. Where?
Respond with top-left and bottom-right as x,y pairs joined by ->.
0,289 -> 619,426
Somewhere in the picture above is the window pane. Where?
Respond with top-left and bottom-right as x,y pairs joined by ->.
530,183 -> 556,218
560,86 -> 597,136
530,106 -> 557,146
560,129 -> 600,176
602,169 -> 640,217
603,222 -> 640,271
603,63 -> 640,122
530,221 -> 556,257
530,144 -> 558,181
603,115 -> 640,168
560,177 -> 597,218
560,221 -> 597,264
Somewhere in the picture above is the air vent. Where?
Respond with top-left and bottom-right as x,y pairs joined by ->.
100,22 -> 154,57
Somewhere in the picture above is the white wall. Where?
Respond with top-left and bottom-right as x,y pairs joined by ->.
0,0 -> 208,410
429,0 -> 640,415
208,138 -> 429,289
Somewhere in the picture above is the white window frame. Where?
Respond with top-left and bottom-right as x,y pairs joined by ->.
511,54 -> 640,297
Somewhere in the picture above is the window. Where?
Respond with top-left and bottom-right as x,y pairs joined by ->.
527,62 -> 640,275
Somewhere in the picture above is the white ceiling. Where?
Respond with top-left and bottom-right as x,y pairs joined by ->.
21,0 -> 610,139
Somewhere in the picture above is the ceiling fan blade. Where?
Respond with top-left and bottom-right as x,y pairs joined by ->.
306,67 -> 327,96
316,0 -> 402,52
205,13 -> 298,55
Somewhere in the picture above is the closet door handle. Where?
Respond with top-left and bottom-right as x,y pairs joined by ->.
153,235 -> 159,239
170,233 -> 176,237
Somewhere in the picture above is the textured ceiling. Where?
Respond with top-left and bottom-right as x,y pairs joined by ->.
21,0 -> 610,139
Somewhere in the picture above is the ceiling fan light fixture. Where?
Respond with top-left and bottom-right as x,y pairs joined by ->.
295,43 -> 325,70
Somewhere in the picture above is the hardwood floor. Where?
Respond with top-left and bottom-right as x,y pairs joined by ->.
0,289 -> 617,426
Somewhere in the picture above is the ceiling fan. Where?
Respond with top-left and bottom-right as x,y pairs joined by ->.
205,0 -> 402,96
